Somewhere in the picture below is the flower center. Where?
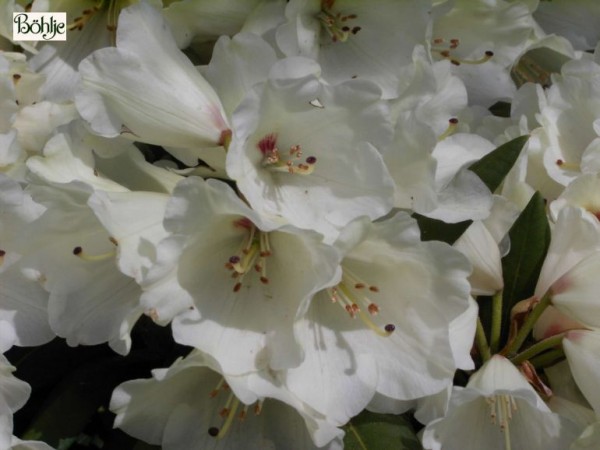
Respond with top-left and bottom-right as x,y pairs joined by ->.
257,133 -> 317,175
317,0 -> 361,44
486,394 -> 518,450
225,218 -> 272,292
207,378 -> 263,440
431,37 -> 493,66
327,268 -> 395,337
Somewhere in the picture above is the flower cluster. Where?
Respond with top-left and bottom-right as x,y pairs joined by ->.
2,0 -> 600,448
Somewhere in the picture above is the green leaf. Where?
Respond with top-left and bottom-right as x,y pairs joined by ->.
414,136 -> 528,245
500,191 -> 551,345
343,411 -> 422,450
468,135 -> 529,193
413,214 -> 472,245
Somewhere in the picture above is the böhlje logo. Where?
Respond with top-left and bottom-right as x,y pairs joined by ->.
13,12 -> 67,41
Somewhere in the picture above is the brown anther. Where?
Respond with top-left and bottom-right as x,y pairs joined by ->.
440,50 -> 451,58
485,51 -> 494,57
233,282 -> 242,292
254,403 -> 262,415
259,251 -> 271,257
106,24 -> 117,32
12,74 -> 21,82
556,159 -> 564,166
354,283 -> 365,289
109,237 -> 118,246
0,250 -> 5,257
239,410 -> 247,421
451,60 -> 461,66
219,408 -> 229,418
73,246 -> 83,255
229,255 -> 241,264
449,118 -> 459,124
254,264 -> 262,272
260,276 -> 269,284
433,38 -> 444,44
209,389 -> 219,398
83,8 -> 92,14
306,156 -> 317,165
208,427 -> 219,437
351,26 -> 361,34
342,26 -> 350,32
384,324 -> 395,333
369,286 -> 379,293
368,303 -> 380,315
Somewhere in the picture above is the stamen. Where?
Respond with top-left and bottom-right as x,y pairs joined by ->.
438,118 -> 459,141
66,5 -> 100,31
226,220 -> 273,291
257,134 -> 317,175
431,37 -> 493,66
327,269 -> 393,337
216,398 -> 240,439
317,4 -> 361,43
487,394 -> 517,450
0,249 -> 5,266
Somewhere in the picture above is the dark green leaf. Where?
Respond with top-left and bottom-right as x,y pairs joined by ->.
488,101 -> 511,118
344,411 -> 422,450
468,135 -> 529,193
500,191 -> 551,345
413,214 -> 472,245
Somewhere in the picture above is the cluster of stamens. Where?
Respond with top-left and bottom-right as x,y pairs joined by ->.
225,218 -> 272,293
67,5 -> 101,31
317,3 -> 361,44
257,133 -> 317,175
486,394 -> 518,448
431,38 -> 494,66
207,378 -> 263,440
72,237 -> 118,261
327,269 -> 395,337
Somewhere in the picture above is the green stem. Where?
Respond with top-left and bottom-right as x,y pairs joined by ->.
505,292 -> 552,357
476,318 -> 492,362
490,290 -> 503,353
530,348 -> 566,369
510,334 -> 564,365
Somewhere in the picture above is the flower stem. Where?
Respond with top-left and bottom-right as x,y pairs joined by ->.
510,333 -> 564,365
476,317 -> 492,362
530,348 -> 566,369
490,290 -> 503,353
504,292 -> 552,357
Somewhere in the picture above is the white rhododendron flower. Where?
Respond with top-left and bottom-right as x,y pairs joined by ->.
422,355 -> 580,450
227,58 -> 395,241
158,176 -> 342,374
76,1 -> 230,149
111,350 -> 343,450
